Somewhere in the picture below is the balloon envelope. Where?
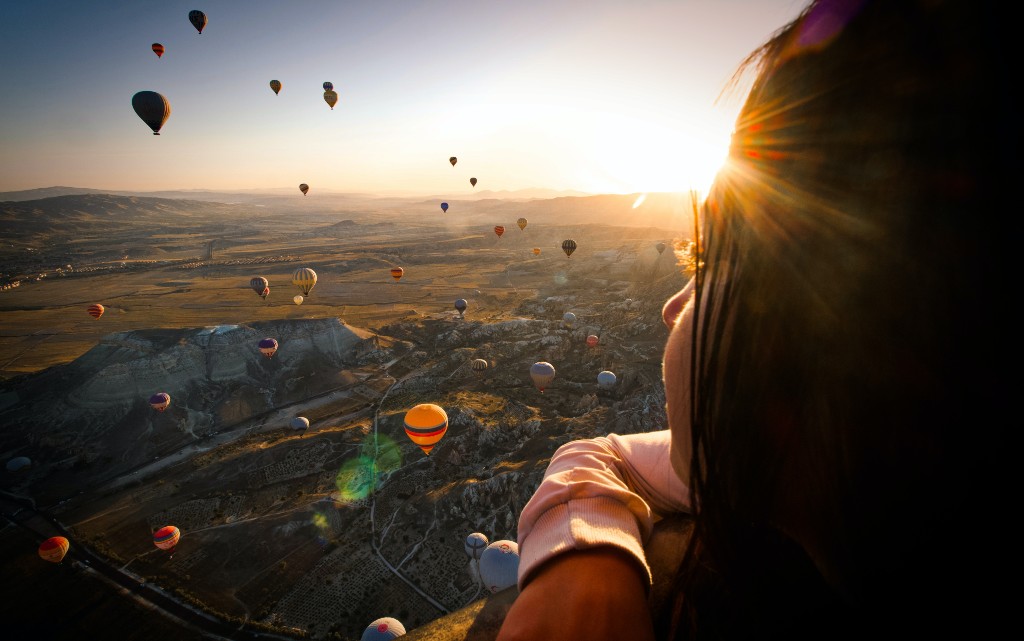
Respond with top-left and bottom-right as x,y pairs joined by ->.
517,218 -> 527,231
449,156 -> 457,167
656,242 -> 667,255
390,267 -> 404,282
562,312 -> 576,328
6,456 -> 31,473
324,90 -> 338,109
258,338 -> 279,357
153,525 -> 180,551
269,79 -> 281,95
403,403 -> 448,455
188,10 -> 207,33
323,81 -> 334,91
290,417 -> 310,431
479,540 -> 520,593
361,618 -> 406,641
149,392 -> 171,411
494,226 -> 504,238
152,43 -> 164,58
292,267 -> 317,295
39,537 -> 69,563
532,248 -> 541,256
455,298 -> 467,314
471,358 -> 488,374
530,362 -> 556,392
561,239 -> 577,257
598,370 -> 617,388
586,335 -> 599,347
132,91 -> 171,135
250,276 -> 269,295
465,532 -> 489,559
441,202 -> 449,213
470,177 -> 477,187
293,295 -> 304,305
87,303 -> 105,319
299,183 -> 309,195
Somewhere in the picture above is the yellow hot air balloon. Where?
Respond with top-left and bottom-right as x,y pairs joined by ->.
270,79 -> 281,95
517,218 -> 527,231
292,267 -> 317,296
293,295 -> 304,305
390,267 -> 404,282
324,89 -> 338,110
403,403 -> 448,455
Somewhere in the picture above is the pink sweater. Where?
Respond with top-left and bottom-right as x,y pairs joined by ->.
515,429 -> 691,588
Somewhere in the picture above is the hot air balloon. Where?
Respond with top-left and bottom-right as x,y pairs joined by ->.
562,312 -> 576,328
324,89 -> 338,110
403,403 -> 448,456
390,267 -> 404,282
361,618 -> 406,641
299,183 -> 309,196
561,239 -> 577,258
323,81 -> 334,91
152,43 -> 164,58
293,295 -> 304,305
479,540 -> 520,593
292,267 -> 317,295
38,537 -> 69,563
470,177 -> 477,187
290,416 -> 309,431
6,456 -> 31,473
149,392 -> 171,412
656,242 -> 667,255
258,338 -> 279,358
188,10 -> 207,34
532,248 -> 541,256
449,156 -> 457,167
250,276 -> 269,296
597,370 -> 617,388
87,304 -> 105,319
530,362 -> 556,392
441,202 -> 449,213
471,358 -> 488,375
153,525 -> 180,553
586,334 -> 599,347
465,532 -> 489,560
132,91 -> 171,135
269,79 -> 281,95
517,218 -> 527,231
454,298 -> 467,317
494,226 -> 505,238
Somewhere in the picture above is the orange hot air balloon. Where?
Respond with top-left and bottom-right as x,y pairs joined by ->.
403,403 -> 448,455
87,304 -> 105,319
390,267 -> 404,282
38,537 -> 70,563
494,226 -> 505,238
153,525 -> 180,552
324,89 -> 338,110
152,43 -> 164,58
532,248 -> 541,256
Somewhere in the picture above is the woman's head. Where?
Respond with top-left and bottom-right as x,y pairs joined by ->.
664,0 -> 1010,628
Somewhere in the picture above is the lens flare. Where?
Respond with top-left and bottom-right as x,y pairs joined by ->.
334,435 -> 402,504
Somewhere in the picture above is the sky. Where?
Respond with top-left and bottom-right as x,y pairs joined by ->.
0,0 -> 807,197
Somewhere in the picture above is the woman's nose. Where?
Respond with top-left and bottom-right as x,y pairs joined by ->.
662,288 -> 688,329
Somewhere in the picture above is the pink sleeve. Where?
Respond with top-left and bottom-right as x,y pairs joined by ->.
515,430 -> 690,588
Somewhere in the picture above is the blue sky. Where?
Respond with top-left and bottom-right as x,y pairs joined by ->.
0,0 -> 806,195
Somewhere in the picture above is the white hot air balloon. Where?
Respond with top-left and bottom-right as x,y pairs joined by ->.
465,532 -> 489,560
479,540 -> 520,593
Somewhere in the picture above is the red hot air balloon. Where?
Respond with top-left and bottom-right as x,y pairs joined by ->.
586,335 -> 599,348
38,537 -> 70,563
149,392 -> 171,411
390,267 -> 404,282
494,226 -> 505,238
152,43 -> 164,58
87,304 -> 105,319
153,525 -> 180,553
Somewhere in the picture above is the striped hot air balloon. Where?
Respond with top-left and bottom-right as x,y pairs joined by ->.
562,239 -> 577,257
292,267 -> 317,295
258,338 -> 278,358
153,525 -> 180,552
390,267 -> 404,282
403,403 -> 448,456
299,183 -> 309,196
38,537 -> 69,563
250,276 -> 269,296
87,304 -> 105,319
471,358 -> 488,375
149,392 -> 171,411
494,226 -> 504,238
152,43 -> 164,58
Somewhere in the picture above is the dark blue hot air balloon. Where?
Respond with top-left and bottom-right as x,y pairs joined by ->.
441,202 -> 449,213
